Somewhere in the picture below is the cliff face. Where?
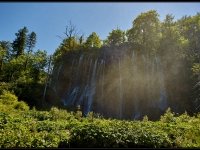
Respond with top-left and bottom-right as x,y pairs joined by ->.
48,47 -> 192,120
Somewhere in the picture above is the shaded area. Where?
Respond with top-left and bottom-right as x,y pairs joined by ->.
48,45 -> 192,120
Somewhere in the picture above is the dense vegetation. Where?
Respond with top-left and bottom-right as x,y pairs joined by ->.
0,10 -> 200,147
0,91 -> 200,148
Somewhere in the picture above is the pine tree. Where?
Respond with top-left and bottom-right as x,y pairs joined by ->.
12,27 -> 28,57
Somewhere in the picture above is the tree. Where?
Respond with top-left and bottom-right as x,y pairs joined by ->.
159,14 -> 188,60
53,21 -> 83,64
0,41 -> 12,81
26,32 -> 36,53
12,27 -> 28,57
25,32 -> 37,70
157,14 -> 193,112
85,32 -> 102,48
105,28 -> 126,47
63,21 -> 80,51
178,13 -> 200,62
127,10 -> 161,57
43,55 -> 52,102
79,34 -> 84,45
0,41 -> 12,60
177,13 -> 200,111
0,45 -> 5,72
0,41 -> 11,72
32,50 -> 48,83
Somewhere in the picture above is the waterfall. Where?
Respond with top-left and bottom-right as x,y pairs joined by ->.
155,56 -> 159,72
132,50 -> 135,63
119,58 -> 123,119
131,50 -> 140,120
77,85 -> 89,108
63,87 -> 78,106
101,59 -> 105,101
149,57 -> 156,108
62,55 -> 84,106
53,62 -> 64,94
57,63 -> 63,82
132,50 -> 137,73
152,57 -> 155,77
156,57 -> 168,111
158,67 -> 168,111
67,59 -> 75,94
73,58 -> 93,115
133,92 -> 140,120
54,46 -> 171,120
133,109 -> 140,120
61,59 -> 74,106
83,59 -> 98,116
76,54 -> 84,81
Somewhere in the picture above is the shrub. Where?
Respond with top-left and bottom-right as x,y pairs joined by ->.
0,97 -> 200,148
69,120 -> 172,148
0,82 -> 12,94
160,108 -> 176,123
30,110 -> 51,121
49,107 -> 73,121
13,101 -> 29,111
0,90 -> 18,105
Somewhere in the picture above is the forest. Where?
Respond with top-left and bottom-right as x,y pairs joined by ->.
0,10 -> 200,148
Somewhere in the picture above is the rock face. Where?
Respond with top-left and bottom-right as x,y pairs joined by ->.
48,46 -> 189,120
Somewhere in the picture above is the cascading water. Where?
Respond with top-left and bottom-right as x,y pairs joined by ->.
118,58 -> 123,119
155,56 -> 168,111
131,50 -> 141,119
101,60 -> 105,101
84,59 -> 97,116
53,48 -> 170,120
62,54 -> 84,106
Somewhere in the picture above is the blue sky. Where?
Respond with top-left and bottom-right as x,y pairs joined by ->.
0,2 -> 200,55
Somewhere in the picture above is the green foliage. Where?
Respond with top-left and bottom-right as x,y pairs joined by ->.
49,107 -> 71,121
0,98 -> 200,148
192,63 -> 200,75
13,101 -> 29,111
85,32 -> 102,48
159,14 -> 188,60
26,32 -> 36,53
70,119 -> 172,148
105,28 -> 126,47
157,110 -> 200,148
27,109 -> 51,121
0,44 -> 6,71
53,37 -> 80,63
127,10 -> 160,56
160,108 -> 176,123
0,90 -> 18,105
0,82 -> 12,94
0,26 -> 49,109
12,27 -> 28,57
143,115 -> 149,122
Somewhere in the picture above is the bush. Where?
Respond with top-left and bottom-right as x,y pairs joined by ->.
0,82 -> 13,94
0,90 -> 18,105
0,111 -> 70,148
69,119 -> 172,148
0,98 -> 200,148
14,101 -> 29,111
160,108 -> 176,123
29,110 -> 51,121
